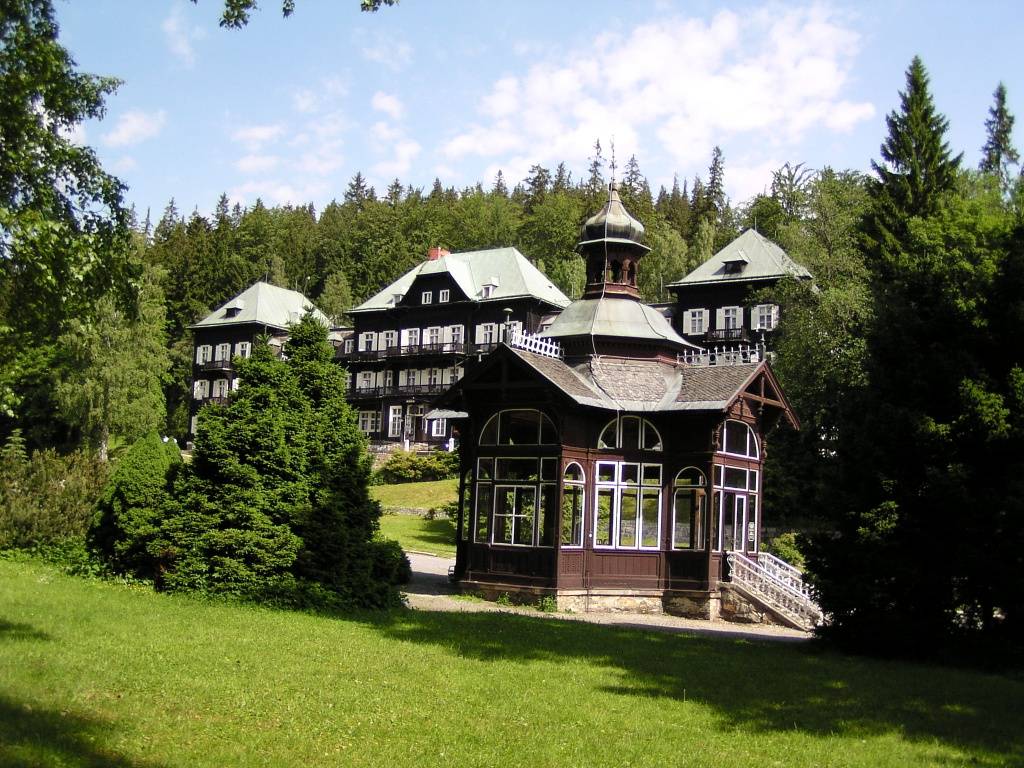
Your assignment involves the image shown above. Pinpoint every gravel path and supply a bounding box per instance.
[404,551,810,644]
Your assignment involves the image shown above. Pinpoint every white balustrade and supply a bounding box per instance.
[508,329,564,359]
[726,551,823,631]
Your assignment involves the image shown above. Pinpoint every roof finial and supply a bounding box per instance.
[609,136,617,186]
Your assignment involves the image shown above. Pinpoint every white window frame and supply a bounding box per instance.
[720,306,743,330]
[421,290,433,305]
[406,328,421,348]
[382,330,398,350]
[358,410,380,434]
[212,378,229,398]
[214,343,231,361]
[439,289,450,303]
[426,326,442,348]
[672,467,707,551]
[358,332,376,352]
[562,462,586,548]
[358,371,374,390]
[686,309,708,335]
[388,405,404,438]
[721,419,760,459]
[343,338,354,354]
[593,461,662,551]
[754,304,779,331]
[431,418,447,437]
[450,325,464,346]
[234,341,251,359]
[193,379,210,399]
[196,345,212,364]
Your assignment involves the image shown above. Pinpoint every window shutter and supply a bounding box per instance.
[195,346,203,364]
[735,307,744,328]
[701,309,710,331]
[443,367,453,385]
[715,308,725,330]
[398,369,407,386]
[474,324,485,344]
[771,305,780,328]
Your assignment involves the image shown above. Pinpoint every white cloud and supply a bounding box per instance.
[371,91,404,120]
[360,33,412,71]
[232,124,285,151]
[293,90,318,114]
[103,110,166,147]
[228,179,330,207]
[60,123,87,146]
[110,156,138,174]
[162,6,205,68]
[442,5,874,199]
[372,138,422,179]
[236,154,281,174]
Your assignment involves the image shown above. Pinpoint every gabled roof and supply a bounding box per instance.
[191,282,328,330]
[351,247,571,313]
[667,229,812,288]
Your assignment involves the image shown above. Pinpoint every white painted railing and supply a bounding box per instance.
[726,551,823,631]
[509,329,564,359]
[680,343,765,367]
[757,552,813,600]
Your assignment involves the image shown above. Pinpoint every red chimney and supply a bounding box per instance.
[427,246,450,261]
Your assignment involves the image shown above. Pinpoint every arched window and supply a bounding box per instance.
[598,416,662,451]
[721,420,759,458]
[479,409,557,446]
[672,467,706,550]
[561,463,585,547]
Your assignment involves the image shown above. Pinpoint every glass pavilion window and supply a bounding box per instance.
[561,463,585,548]
[474,410,558,547]
[672,467,706,550]
[594,461,661,550]
[597,416,663,451]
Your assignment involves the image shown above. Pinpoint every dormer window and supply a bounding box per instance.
[422,291,433,305]
[392,293,404,305]
[223,298,245,318]
[722,250,749,275]
[481,277,499,299]
[439,289,450,303]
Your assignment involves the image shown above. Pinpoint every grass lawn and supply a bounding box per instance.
[370,478,458,511]
[379,514,456,557]
[2,559,1023,768]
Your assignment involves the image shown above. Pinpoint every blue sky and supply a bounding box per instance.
[57,0,1023,221]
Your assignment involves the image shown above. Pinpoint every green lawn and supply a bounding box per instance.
[379,514,456,557]
[2,559,1023,768]
[370,478,458,510]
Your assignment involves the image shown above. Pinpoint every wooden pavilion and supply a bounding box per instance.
[431,183,803,621]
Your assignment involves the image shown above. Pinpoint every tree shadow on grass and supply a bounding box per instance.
[369,609,1024,764]
[0,618,51,641]
[0,694,166,768]
[410,519,456,550]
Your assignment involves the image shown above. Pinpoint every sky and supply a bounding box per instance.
[56,0,1024,221]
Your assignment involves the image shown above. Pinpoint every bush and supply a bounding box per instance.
[374,450,458,484]
[426,499,459,521]
[0,430,109,550]
[89,432,182,578]
[765,531,806,570]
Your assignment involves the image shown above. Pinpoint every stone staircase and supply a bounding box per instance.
[726,551,823,631]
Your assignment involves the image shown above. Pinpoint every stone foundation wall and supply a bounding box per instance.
[719,584,783,626]
[556,590,664,614]
[663,590,721,621]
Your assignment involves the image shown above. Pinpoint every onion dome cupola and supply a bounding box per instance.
[577,181,651,300]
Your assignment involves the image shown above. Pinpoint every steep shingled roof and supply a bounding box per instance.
[667,229,812,287]
[503,347,762,413]
[191,282,328,330]
[351,247,571,313]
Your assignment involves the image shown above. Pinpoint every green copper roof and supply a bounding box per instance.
[191,281,329,330]
[541,296,700,351]
[577,182,650,252]
[667,229,811,287]
[351,247,570,313]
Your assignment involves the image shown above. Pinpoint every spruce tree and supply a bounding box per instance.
[980,82,1020,192]
[869,57,961,227]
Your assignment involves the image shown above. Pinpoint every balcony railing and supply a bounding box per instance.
[349,381,451,399]
[703,328,750,342]
[200,358,233,371]
[338,341,499,361]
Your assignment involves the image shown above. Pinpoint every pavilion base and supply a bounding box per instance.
[458,580,742,622]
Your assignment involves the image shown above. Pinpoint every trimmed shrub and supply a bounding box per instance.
[89,432,181,578]
[375,450,458,484]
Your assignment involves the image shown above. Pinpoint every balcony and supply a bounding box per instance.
[348,381,451,399]
[200,358,233,372]
[703,328,750,343]
[338,341,499,362]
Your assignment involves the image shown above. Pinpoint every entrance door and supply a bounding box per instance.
[719,492,747,551]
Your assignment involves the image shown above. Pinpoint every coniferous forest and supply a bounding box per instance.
[2,1,1024,660]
